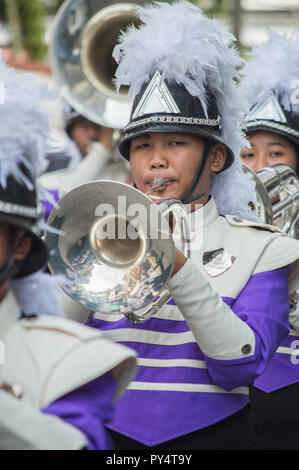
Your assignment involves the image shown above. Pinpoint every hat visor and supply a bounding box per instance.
[119,123,234,172]
[246,122,299,150]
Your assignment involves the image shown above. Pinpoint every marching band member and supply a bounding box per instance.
[39,102,131,202]
[0,55,136,450]
[86,1,299,450]
[240,31,299,177]
[240,31,299,449]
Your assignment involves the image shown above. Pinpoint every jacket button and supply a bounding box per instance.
[241,344,252,355]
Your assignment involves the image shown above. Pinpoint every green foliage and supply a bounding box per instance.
[4,0,47,61]
[18,0,47,61]
[187,0,233,17]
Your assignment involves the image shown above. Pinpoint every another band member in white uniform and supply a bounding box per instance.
[240,30,299,449]
[39,103,131,209]
[0,55,136,450]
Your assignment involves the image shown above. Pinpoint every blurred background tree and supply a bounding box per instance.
[189,0,232,17]
[0,0,298,65]
[190,0,242,47]
[2,0,47,61]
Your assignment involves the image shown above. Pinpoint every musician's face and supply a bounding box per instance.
[69,119,102,156]
[130,132,226,203]
[241,131,297,173]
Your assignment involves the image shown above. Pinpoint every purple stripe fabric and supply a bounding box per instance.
[279,333,298,348]
[254,348,299,392]
[86,267,290,445]
[108,390,248,446]
[118,342,206,361]
[42,372,116,450]
[203,267,290,391]
[41,189,59,221]
[137,365,212,384]
[95,316,191,334]
[254,328,299,392]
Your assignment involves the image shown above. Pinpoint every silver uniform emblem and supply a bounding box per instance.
[203,248,236,277]
[247,91,287,124]
[132,71,181,119]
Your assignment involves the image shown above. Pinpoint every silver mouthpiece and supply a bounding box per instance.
[151,177,166,193]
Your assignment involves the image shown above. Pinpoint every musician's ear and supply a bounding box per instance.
[210,143,227,173]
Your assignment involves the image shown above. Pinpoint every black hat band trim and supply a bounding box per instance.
[124,114,222,133]
[246,120,299,140]
[0,201,39,218]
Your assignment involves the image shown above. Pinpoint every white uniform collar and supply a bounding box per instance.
[0,290,20,340]
[189,196,219,232]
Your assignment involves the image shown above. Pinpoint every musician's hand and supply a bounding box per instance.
[172,247,187,276]
[99,126,114,151]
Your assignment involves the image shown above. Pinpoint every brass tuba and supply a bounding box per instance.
[50,0,146,129]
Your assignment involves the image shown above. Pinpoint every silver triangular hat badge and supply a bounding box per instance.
[247,92,287,123]
[132,71,181,119]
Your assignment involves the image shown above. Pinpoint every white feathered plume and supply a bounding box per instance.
[11,271,65,317]
[0,52,56,200]
[241,29,299,113]
[113,0,258,220]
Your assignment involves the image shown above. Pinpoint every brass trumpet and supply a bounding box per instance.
[45,180,191,324]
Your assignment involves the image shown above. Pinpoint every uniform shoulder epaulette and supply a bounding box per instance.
[19,314,101,340]
[18,314,136,408]
[225,215,282,234]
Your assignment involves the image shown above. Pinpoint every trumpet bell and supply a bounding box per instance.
[45,181,174,315]
[89,213,149,269]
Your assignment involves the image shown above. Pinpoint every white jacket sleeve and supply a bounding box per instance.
[166,259,256,360]
[39,142,110,196]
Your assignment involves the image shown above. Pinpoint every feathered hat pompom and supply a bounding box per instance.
[0,52,56,191]
[113,0,258,221]
[113,0,249,159]
[241,29,299,113]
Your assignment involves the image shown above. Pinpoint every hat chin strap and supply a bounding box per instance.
[180,141,212,204]
[0,233,29,287]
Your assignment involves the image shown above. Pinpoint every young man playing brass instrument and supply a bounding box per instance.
[86,1,299,450]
